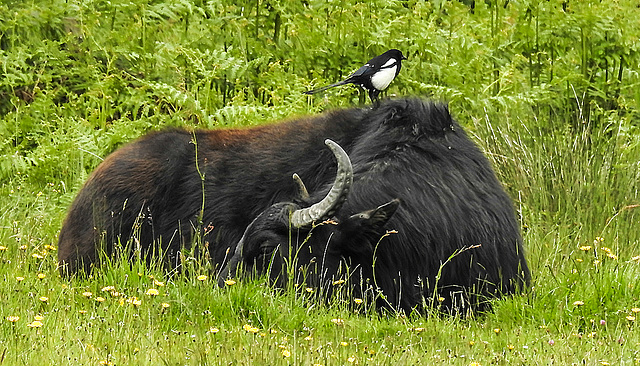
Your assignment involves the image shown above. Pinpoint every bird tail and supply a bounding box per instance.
[304,81,348,95]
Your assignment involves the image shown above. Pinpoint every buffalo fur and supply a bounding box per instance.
[58,98,530,313]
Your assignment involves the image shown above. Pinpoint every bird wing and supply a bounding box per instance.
[345,63,377,80]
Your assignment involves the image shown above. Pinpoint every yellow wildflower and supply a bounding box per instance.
[197,275,208,281]
[145,288,159,296]
[37,273,46,279]
[27,320,43,328]
[224,279,236,286]
[573,300,584,306]
[6,316,19,322]
[243,324,259,333]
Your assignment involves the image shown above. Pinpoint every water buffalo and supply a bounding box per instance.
[58,98,530,313]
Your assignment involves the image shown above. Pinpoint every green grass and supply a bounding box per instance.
[2,0,640,364]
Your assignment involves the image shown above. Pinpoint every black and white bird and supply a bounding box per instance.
[304,49,407,104]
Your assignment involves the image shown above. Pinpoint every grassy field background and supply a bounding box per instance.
[1,0,640,364]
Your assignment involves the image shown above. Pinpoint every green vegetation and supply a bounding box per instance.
[1,0,640,364]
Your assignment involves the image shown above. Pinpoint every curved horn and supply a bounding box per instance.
[290,139,353,228]
[292,173,310,200]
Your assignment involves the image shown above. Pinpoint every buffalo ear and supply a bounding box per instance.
[367,199,400,227]
[349,198,400,230]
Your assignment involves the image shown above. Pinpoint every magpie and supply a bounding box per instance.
[304,49,407,104]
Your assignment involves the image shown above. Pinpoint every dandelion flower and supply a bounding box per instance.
[243,324,259,333]
[153,279,165,287]
[354,298,363,304]
[340,341,349,346]
[82,291,93,298]
[332,279,345,285]
[161,302,170,309]
[39,296,48,302]
[0,245,7,251]
[438,296,445,302]
[493,328,501,334]
[197,275,208,281]
[6,316,19,322]
[145,288,159,296]
[631,255,640,263]
[305,287,314,293]
[606,253,618,260]
[31,253,44,259]
[347,355,356,363]
[37,273,46,279]
[631,308,640,314]
[579,245,592,251]
[573,300,584,306]
[223,279,236,286]
[16,276,24,282]
[331,318,344,326]
[507,344,515,350]
[27,320,43,328]
[99,360,113,366]
[19,245,27,250]
[281,349,291,358]
[414,327,425,333]
[79,310,87,314]
[101,286,115,292]
[96,297,106,303]
[209,327,219,334]
[469,363,482,366]
[34,315,44,321]
[626,316,636,321]
[304,335,313,341]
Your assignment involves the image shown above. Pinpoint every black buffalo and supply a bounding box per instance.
[58,98,530,312]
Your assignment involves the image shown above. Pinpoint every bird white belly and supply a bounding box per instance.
[371,65,397,90]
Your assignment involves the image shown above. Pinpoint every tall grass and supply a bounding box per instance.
[1,0,640,364]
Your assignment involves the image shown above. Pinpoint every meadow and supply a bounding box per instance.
[1,0,640,364]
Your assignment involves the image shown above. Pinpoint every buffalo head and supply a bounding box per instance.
[218,139,400,300]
